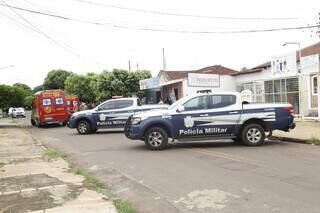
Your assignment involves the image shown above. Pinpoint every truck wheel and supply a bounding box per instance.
[31,119,36,126]
[241,123,265,146]
[144,127,168,150]
[35,119,42,128]
[77,120,91,135]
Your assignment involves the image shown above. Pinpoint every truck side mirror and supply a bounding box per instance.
[176,105,185,112]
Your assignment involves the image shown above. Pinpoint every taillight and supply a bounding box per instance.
[283,106,294,115]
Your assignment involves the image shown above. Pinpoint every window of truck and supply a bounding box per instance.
[66,101,71,105]
[55,97,64,105]
[117,100,133,109]
[210,95,236,108]
[42,98,51,106]
[183,96,209,111]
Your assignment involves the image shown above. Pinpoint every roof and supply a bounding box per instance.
[233,42,320,76]
[160,65,238,80]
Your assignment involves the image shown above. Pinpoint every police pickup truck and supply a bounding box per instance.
[124,92,296,150]
[67,98,168,134]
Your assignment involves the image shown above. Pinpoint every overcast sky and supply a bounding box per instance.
[0,0,319,87]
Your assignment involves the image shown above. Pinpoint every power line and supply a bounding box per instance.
[0,3,319,34]
[0,1,106,66]
[74,0,298,21]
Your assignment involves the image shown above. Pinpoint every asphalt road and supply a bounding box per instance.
[16,114,320,213]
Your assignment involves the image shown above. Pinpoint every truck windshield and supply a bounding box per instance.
[42,98,51,106]
[168,96,191,110]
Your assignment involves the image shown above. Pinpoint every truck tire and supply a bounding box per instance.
[240,123,265,146]
[144,127,168,150]
[31,119,36,126]
[35,119,42,128]
[77,120,92,135]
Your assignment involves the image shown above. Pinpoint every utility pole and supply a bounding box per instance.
[162,48,166,71]
[128,60,131,72]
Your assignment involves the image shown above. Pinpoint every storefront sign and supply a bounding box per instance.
[301,54,319,70]
[188,73,220,87]
[271,52,297,76]
[139,77,160,90]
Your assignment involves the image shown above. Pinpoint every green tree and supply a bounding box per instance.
[0,84,27,116]
[23,96,33,109]
[95,69,152,101]
[10,86,25,107]
[0,84,13,116]
[32,85,44,94]
[13,83,32,97]
[127,70,151,97]
[64,73,96,103]
[43,69,72,90]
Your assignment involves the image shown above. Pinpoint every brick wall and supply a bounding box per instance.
[162,82,183,101]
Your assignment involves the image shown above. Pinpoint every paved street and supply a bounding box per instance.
[15,113,320,213]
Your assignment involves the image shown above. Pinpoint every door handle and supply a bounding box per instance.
[229,111,238,114]
[200,114,208,117]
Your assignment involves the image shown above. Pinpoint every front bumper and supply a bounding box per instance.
[289,122,296,130]
[124,117,143,140]
[67,117,76,128]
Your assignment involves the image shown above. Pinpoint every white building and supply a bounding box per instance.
[234,42,320,117]
[140,42,320,116]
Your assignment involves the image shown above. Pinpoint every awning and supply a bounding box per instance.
[159,79,184,87]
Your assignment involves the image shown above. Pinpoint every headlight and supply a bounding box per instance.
[131,117,141,125]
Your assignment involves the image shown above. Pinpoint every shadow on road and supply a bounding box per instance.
[130,139,288,151]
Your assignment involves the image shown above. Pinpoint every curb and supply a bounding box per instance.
[269,136,308,144]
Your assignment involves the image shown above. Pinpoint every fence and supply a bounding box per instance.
[237,77,301,115]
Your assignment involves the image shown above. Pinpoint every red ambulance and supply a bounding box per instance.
[31,90,68,127]
[66,95,80,114]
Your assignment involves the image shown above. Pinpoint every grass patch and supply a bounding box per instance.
[114,200,135,213]
[43,149,66,158]
[43,148,136,213]
[307,137,320,145]
[72,166,105,190]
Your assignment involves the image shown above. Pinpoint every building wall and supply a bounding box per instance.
[234,58,320,116]
[162,82,183,101]
[183,75,236,96]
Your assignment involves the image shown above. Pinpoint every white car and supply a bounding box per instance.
[12,107,26,118]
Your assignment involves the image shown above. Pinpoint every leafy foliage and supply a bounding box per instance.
[64,73,97,103]
[94,69,151,101]
[0,83,33,114]
[32,85,44,94]
[43,69,72,90]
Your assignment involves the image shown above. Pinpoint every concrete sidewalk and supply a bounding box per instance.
[0,123,117,212]
[273,121,320,141]
[0,118,17,127]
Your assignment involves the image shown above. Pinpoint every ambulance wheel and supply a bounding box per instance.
[241,123,265,146]
[35,119,42,128]
[144,127,168,150]
[31,119,36,126]
[77,120,91,135]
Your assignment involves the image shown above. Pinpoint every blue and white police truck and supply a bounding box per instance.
[67,98,168,134]
[124,92,296,150]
